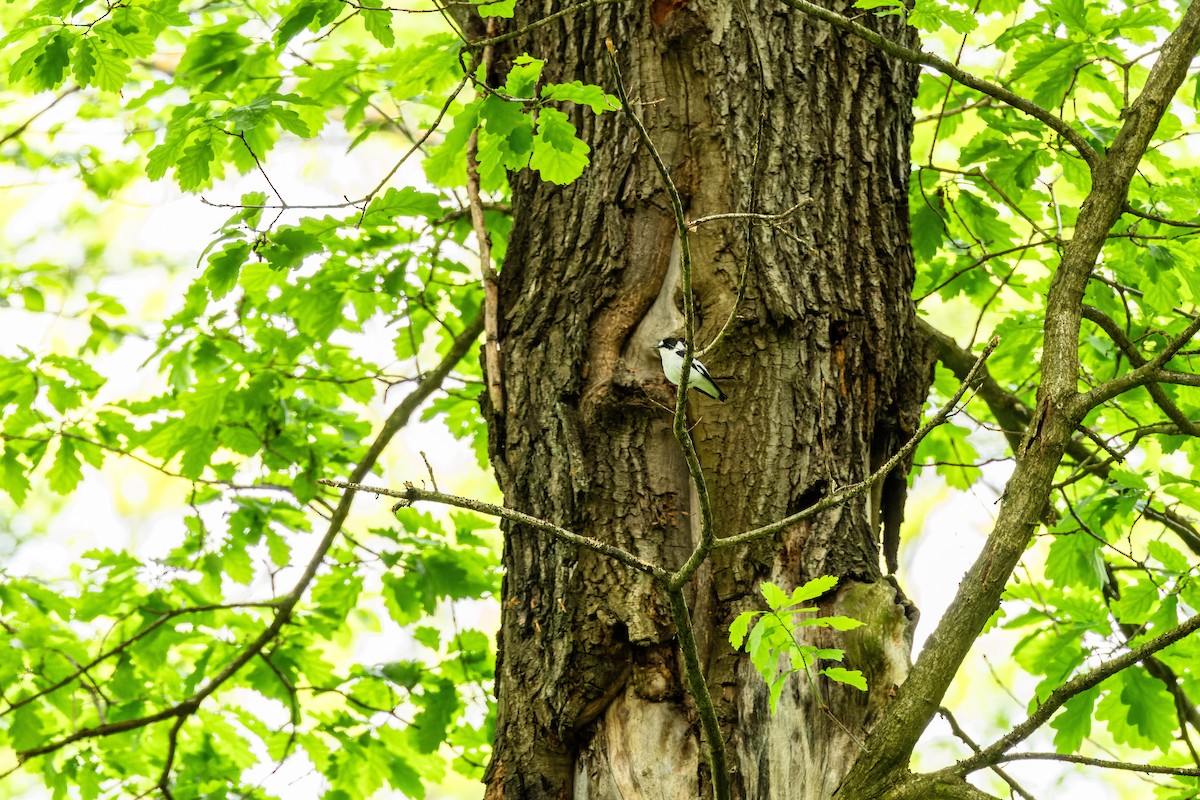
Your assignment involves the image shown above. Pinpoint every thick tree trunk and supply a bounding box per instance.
[482,2,931,797]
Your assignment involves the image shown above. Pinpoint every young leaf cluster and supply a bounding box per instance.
[729,576,867,713]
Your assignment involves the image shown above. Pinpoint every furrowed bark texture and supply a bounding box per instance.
[481,2,928,797]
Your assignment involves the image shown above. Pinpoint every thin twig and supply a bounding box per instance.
[319,479,669,580]
[462,0,625,49]
[0,86,81,147]
[604,41,716,590]
[466,18,505,417]
[686,201,808,231]
[995,752,1200,777]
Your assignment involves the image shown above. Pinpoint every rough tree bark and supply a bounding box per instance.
[480,2,931,797]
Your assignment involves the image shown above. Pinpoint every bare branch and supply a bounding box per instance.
[319,479,669,581]
[996,752,1200,777]
[466,18,505,419]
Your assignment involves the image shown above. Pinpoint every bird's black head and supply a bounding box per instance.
[656,337,684,352]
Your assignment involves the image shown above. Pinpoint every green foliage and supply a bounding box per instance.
[898,0,1200,791]
[730,577,867,713]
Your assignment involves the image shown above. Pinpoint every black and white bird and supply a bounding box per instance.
[654,337,727,402]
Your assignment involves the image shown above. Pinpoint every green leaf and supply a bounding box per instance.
[8,705,45,751]
[1097,668,1176,751]
[908,0,978,34]
[176,133,217,191]
[21,286,46,312]
[360,8,395,47]
[1147,540,1189,574]
[424,102,480,187]
[497,55,541,98]
[146,119,196,182]
[910,190,946,264]
[1008,38,1087,108]
[760,581,789,610]
[261,226,324,271]
[480,95,535,173]
[74,37,130,91]
[529,108,590,185]
[276,0,342,46]
[789,575,839,605]
[820,667,867,691]
[1112,576,1160,624]
[729,612,756,649]
[17,29,75,91]
[206,242,251,299]
[1051,686,1099,753]
[413,678,459,753]
[811,616,863,632]
[0,449,32,505]
[47,438,85,494]
[477,0,516,18]
[364,187,443,223]
[1045,532,1107,590]
[541,81,620,113]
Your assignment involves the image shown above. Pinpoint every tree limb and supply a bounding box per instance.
[938,708,1036,800]
[1073,312,1200,415]
[465,19,506,421]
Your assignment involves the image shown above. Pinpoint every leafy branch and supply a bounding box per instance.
[948,611,1200,778]
[5,314,484,780]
